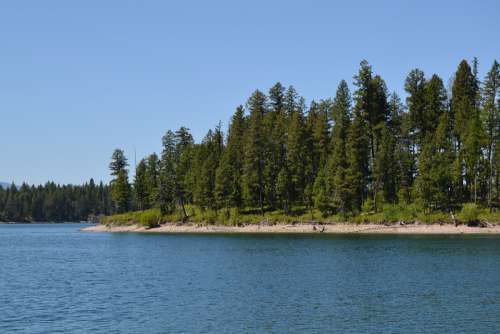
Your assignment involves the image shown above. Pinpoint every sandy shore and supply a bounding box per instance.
[81,223,500,234]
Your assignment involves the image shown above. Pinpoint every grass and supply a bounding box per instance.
[101,203,500,226]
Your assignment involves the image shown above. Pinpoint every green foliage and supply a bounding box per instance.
[458,203,480,223]
[11,58,500,226]
[313,167,330,217]
[139,209,161,228]
[0,180,111,222]
[109,149,131,213]
[329,80,352,214]
[134,159,149,210]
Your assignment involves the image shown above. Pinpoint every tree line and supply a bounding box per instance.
[107,58,497,218]
[0,180,112,222]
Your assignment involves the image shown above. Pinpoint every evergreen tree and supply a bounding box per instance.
[109,149,131,213]
[451,60,483,202]
[215,106,246,210]
[353,60,389,210]
[415,113,455,210]
[405,69,427,144]
[243,90,267,214]
[482,60,500,206]
[286,107,307,209]
[174,127,194,217]
[373,125,398,204]
[158,131,177,215]
[134,159,149,210]
[306,100,330,175]
[345,108,370,212]
[145,153,160,207]
[328,80,352,213]
[263,83,286,209]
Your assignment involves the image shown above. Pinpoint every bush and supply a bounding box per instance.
[362,198,374,213]
[382,204,400,223]
[458,203,480,223]
[139,210,161,228]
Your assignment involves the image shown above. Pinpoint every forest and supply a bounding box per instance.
[106,59,500,226]
[3,58,500,224]
[0,180,112,222]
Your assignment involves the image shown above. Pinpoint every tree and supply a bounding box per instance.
[373,124,398,204]
[109,149,131,213]
[405,69,427,144]
[145,153,160,207]
[451,60,483,202]
[134,159,149,210]
[313,167,330,216]
[306,100,330,175]
[174,127,194,217]
[195,125,224,211]
[158,131,177,215]
[415,113,455,210]
[328,80,352,213]
[243,90,267,214]
[215,106,246,210]
[263,82,287,209]
[481,60,500,207]
[353,60,389,210]
[388,93,414,204]
[345,108,370,212]
[286,107,307,208]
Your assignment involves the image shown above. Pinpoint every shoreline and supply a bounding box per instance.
[81,222,500,234]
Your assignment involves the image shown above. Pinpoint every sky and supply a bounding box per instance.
[1,0,499,185]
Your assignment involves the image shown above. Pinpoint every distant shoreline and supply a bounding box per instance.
[81,223,500,235]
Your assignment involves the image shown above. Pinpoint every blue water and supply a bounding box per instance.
[1,224,499,333]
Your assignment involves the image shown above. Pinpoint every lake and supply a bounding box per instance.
[1,224,499,333]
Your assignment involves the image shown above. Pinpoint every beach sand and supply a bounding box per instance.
[82,222,500,234]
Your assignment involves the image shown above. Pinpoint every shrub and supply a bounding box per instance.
[139,210,161,228]
[458,203,480,223]
[382,204,400,223]
[362,198,374,213]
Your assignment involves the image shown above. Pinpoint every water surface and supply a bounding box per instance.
[1,224,499,333]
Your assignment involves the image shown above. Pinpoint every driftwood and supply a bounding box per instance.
[468,220,493,228]
[313,225,326,232]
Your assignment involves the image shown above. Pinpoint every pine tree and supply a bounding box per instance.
[373,124,398,204]
[109,149,131,213]
[276,167,292,214]
[158,131,177,215]
[313,166,330,216]
[405,69,427,144]
[263,82,286,209]
[389,93,414,204]
[306,100,330,174]
[215,106,246,210]
[451,60,483,202]
[345,108,370,212]
[482,60,500,206]
[328,80,352,213]
[174,127,194,217]
[134,159,149,210]
[415,113,454,210]
[304,99,330,213]
[145,153,159,207]
[286,107,307,208]
[243,90,267,214]
[353,60,389,210]
[423,74,448,138]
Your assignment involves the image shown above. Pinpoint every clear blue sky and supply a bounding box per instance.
[1,0,499,185]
